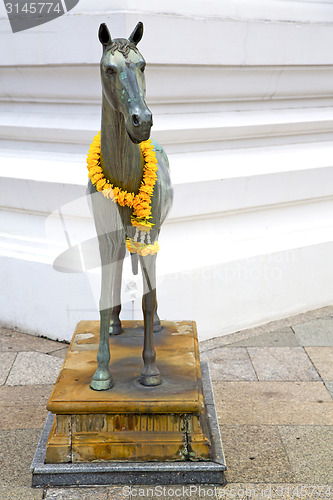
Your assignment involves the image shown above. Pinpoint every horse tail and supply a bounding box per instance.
[130,252,138,275]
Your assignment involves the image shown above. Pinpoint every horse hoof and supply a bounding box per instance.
[153,323,163,333]
[90,377,114,391]
[90,369,114,391]
[109,323,122,336]
[139,373,162,387]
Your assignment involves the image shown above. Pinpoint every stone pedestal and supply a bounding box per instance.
[45,320,213,464]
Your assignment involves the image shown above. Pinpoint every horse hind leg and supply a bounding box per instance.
[132,251,161,332]
[139,253,161,387]
[109,242,126,335]
[153,305,163,332]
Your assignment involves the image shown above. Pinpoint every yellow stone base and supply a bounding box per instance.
[46,320,212,463]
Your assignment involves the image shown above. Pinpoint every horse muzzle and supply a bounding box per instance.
[126,108,152,143]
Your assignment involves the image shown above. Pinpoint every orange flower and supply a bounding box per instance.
[117,190,126,206]
[112,187,120,201]
[89,172,104,182]
[96,178,107,190]
[88,153,100,161]
[140,184,153,194]
[89,166,103,175]
[144,156,158,164]
[139,247,150,256]
[125,192,135,206]
[102,183,113,198]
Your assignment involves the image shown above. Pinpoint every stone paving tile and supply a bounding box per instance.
[0,487,43,499]
[247,347,320,381]
[199,323,294,353]
[0,428,42,487]
[0,327,64,353]
[227,328,300,347]
[215,392,333,426]
[219,425,295,483]
[49,347,69,360]
[213,381,333,426]
[199,306,333,352]
[201,348,257,381]
[5,351,63,386]
[292,317,333,346]
[0,384,53,407]
[278,425,333,484]
[325,381,333,398]
[305,347,333,380]
[212,381,332,403]
[0,352,16,385]
[200,327,283,353]
[0,405,48,430]
[288,306,333,324]
[44,486,127,499]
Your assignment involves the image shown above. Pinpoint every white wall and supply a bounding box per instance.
[0,1,333,341]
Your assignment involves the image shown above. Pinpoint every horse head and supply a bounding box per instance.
[98,22,152,144]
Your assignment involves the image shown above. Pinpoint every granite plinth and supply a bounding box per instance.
[44,321,218,464]
[31,362,226,487]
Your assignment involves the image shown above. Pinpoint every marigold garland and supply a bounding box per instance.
[87,131,158,230]
[126,238,160,256]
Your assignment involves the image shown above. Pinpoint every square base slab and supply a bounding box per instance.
[45,321,214,463]
[47,320,205,415]
[31,363,226,487]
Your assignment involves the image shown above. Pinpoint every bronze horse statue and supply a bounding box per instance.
[88,22,173,390]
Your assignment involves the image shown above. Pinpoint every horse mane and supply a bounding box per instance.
[109,39,138,59]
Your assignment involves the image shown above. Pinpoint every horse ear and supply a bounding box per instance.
[128,22,144,46]
[99,23,112,47]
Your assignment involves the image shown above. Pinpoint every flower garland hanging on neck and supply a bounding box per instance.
[87,131,158,230]
[86,131,160,255]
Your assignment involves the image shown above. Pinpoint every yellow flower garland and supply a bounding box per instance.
[87,131,158,229]
[87,131,159,256]
[126,238,160,256]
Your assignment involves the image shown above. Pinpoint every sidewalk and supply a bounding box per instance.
[0,306,332,499]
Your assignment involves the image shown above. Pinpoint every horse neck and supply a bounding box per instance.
[100,94,143,193]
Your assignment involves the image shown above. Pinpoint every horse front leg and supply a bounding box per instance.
[139,253,161,387]
[90,234,114,391]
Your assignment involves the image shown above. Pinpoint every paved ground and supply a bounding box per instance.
[0,306,332,499]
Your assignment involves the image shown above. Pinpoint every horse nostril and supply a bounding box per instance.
[132,114,140,126]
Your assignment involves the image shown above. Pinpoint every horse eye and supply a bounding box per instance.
[140,63,146,73]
